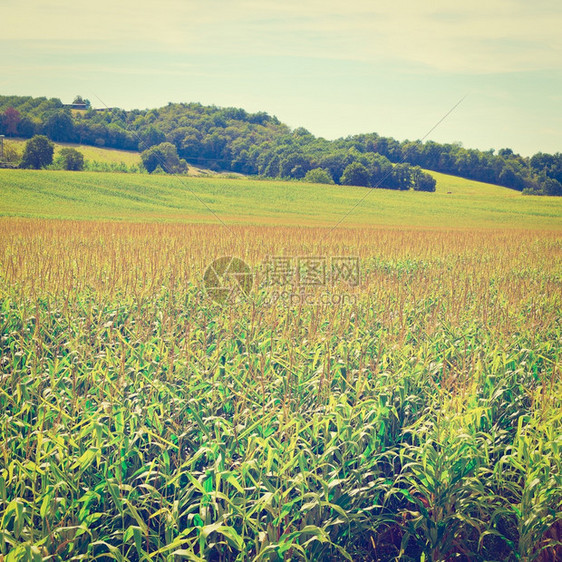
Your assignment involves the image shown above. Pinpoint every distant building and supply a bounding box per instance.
[64,97,91,111]
[62,103,115,112]
[63,102,88,110]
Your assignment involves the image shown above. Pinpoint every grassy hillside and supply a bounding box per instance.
[2,138,234,176]
[1,168,561,228]
[4,137,141,166]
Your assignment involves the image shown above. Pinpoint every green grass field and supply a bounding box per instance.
[1,168,561,228]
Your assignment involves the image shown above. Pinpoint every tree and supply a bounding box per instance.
[139,126,166,151]
[340,162,370,187]
[543,177,562,196]
[2,107,21,136]
[279,152,312,179]
[412,168,437,192]
[43,111,75,142]
[402,140,423,164]
[17,117,36,138]
[20,135,54,169]
[262,154,281,177]
[141,142,188,174]
[531,152,562,184]
[57,148,84,171]
[498,163,525,190]
[303,168,334,184]
[388,163,413,190]
[318,151,354,184]
[363,153,392,187]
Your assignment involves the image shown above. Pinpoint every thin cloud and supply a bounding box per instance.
[2,0,561,73]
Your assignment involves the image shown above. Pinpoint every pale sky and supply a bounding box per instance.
[2,0,561,155]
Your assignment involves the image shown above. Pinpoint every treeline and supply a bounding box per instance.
[1,95,560,194]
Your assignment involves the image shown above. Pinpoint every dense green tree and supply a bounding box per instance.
[43,111,75,142]
[412,167,437,192]
[539,176,562,196]
[141,142,188,174]
[318,151,354,184]
[498,163,526,190]
[531,153,555,173]
[20,135,54,169]
[303,168,334,184]
[279,153,311,179]
[57,147,84,171]
[362,153,393,187]
[263,154,281,178]
[17,117,36,138]
[388,163,412,190]
[531,152,562,185]
[340,162,370,187]
[371,136,402,161]
[1,107,21,136]
[402,140,423,164]
[139,126,166,151]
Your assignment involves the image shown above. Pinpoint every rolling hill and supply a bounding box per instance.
[1,167,560,229]
[2,94,561,195]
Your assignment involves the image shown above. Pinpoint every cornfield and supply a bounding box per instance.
[0,218,561,561]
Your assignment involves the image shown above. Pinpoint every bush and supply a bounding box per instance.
[56,148,84,171]
[83,161,144,173]
[1,141,22,165]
